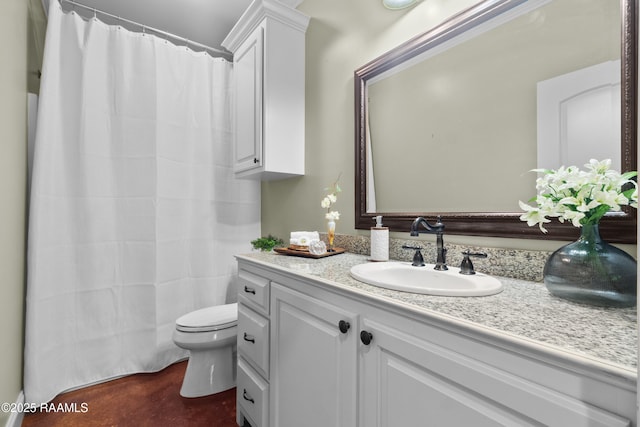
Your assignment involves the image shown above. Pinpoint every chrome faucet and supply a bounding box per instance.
[409,216,447,270]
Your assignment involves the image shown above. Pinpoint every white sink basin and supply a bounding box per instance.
[350,262,503,297]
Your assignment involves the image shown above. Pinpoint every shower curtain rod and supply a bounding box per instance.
[58,0,231,58]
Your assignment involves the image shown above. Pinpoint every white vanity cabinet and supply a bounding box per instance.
[236,256,635,427]
[222,0,309,180]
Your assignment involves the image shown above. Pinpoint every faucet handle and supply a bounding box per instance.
[402,245,425,267]
[459,250,488,275]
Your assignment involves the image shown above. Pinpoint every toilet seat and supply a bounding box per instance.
[176,303,238,333]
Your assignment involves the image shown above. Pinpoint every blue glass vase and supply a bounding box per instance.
[543,223,637,308]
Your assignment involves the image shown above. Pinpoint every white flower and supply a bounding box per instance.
[326,211,340,221]
[562,210,586,228]
[321,174,342,221]
[586,158,611,174]
[519,201,551,233]
[519,159,638,231]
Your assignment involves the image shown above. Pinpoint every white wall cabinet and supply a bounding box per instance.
[222,0,309,180]
[236,258,634,427]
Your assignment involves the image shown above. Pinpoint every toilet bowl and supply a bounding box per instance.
[172,303,238,398]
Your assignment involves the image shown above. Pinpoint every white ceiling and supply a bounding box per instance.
[42,0,301,55]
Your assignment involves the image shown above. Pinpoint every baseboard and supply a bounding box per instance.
[4,391,24,427]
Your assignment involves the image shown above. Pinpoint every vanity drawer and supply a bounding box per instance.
[238,357,269,427]
[238,303,269,379]
[238,269,270,313]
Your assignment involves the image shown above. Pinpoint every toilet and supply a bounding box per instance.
[172,303,238,398]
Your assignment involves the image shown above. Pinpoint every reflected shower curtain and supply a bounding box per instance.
[24,1,260,404]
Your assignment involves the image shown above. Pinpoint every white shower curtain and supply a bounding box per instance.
[24,1,260,404]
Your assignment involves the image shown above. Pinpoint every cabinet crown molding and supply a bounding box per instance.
[222,0,310,53]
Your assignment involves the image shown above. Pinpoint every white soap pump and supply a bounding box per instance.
[370,215,389,261]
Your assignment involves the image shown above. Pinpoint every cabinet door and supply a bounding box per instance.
[233,25,263,174]
[360,319,630,427]
[270,283,358,427]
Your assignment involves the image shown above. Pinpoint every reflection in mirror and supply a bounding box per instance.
[537,60,621,172]
[368,0,619,213]
[355,0,636,242]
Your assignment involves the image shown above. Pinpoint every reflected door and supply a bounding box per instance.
[537,60,621,170]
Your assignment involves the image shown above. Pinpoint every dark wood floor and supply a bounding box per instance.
[21,361,237,427]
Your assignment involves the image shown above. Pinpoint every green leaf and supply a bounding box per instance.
[622,187,636,199]
[622,171,637,180]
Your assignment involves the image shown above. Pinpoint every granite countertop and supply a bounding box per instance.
[238,251,638,373]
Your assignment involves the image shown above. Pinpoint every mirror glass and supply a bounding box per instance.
[355,0,636,242]
[368,0,619,213]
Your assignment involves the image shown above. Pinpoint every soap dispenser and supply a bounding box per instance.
[370,215,389,261]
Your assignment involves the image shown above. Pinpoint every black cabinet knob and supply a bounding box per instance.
[360,330,373,345]
[338,320,350,334]
[253,157,259,163]
[243,333,255,343]
[244,286,256,295]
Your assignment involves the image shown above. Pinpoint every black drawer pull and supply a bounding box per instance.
[243,389,255,404]
[338,320,350,334]
[243,333,255,343]
[244,286,256,295]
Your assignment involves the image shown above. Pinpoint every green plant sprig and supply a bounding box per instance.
[251,235,285,252]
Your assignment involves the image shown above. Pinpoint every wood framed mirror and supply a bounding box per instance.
[355,0,637,243]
